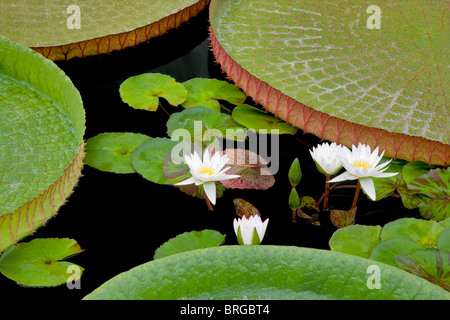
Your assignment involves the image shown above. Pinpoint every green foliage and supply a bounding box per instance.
[120,73,188,111]
[181,78,246,111]
[329,217,450,291]
[374,161,449,221]
[84,245,450,300]
[131,138,179,185]
[231,104,297,134]
[0,35,85,252]
[0,238,83,287]
[166,106,246,147]
[84,132,151,174]
[154,230,226,260]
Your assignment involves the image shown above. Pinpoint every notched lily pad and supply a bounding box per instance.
[181,78,246,111]
[154,230,225,260]
[0,238,84,287]
[232,104,298,134]
[119,73,188,111]
[84,132,151,174]
[330,207,357,228]
[131,137,179,185]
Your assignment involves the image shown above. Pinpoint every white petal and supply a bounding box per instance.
[359,177,376,201]
[373,171,398,178]
[328,171,357,183]
[203,182,217,205]
[174,177,197,186]
[233,218,239,235]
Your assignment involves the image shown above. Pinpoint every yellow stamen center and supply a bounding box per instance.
[198,167,215,176]
[353,160,370,169]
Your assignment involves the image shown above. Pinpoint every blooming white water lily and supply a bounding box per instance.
[328,143,398,201]
[233,214,269,245]
[175,149,240,205]
[309,142,346,175]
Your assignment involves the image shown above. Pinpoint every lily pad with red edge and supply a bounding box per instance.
[0,0,211,61]
[218,148,275,190]
[0,238,84,287]
[84,132,151,174]
[232,104,298,135]
[0,35,85,253]
[119,73,188,111]
[181,78,246,111]
[210,0,450,166]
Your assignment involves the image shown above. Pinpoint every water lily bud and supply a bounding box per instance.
[288,158,302,187]
[233,214,269,245]
[288,188,300,210]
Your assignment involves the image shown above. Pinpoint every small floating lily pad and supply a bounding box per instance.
[232,104,297,134]
[84,132,151,174]
[0,238,84,287]
[181,78,246,111]
[119,73,188,111]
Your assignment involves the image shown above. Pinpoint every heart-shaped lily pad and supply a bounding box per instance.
[181,78,246,111]
[0,238,84,287]
[120,73,188,111]
[210,0,450,166]
[84,132,151,174]
[0,0,210,60]
[0,35,85,253]
[232,104,297,134]
[84,245,450,299]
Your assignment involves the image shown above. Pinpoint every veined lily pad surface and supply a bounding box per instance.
[0,35,85,252]
[210,0,449,166]
[0,0,210,60]
[83,246,450,300]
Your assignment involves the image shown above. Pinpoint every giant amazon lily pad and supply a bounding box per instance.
[0,0,210,61]
[0,35,85,253]
[210,0,450,166]
[83,246,450,300]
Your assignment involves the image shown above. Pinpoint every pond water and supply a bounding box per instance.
[1,9,419,300]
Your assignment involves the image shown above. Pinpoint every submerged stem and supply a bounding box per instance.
[205,195,214,211]
[351,180,361,210]
[323,174,330,211]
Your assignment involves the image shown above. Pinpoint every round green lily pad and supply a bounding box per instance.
[232,104,298,134]
[181,78,246,111]
[84,132,151,174]
[119,73,188,111]
[0,238,84,287]
[84,245,450,300]
[0,35,85,252]
[210,0,450,166]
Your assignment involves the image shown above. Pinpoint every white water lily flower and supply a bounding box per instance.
[233,215,269,245]
[175,149,240,205]
[328,143,398,201]
[309,142,346,175]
